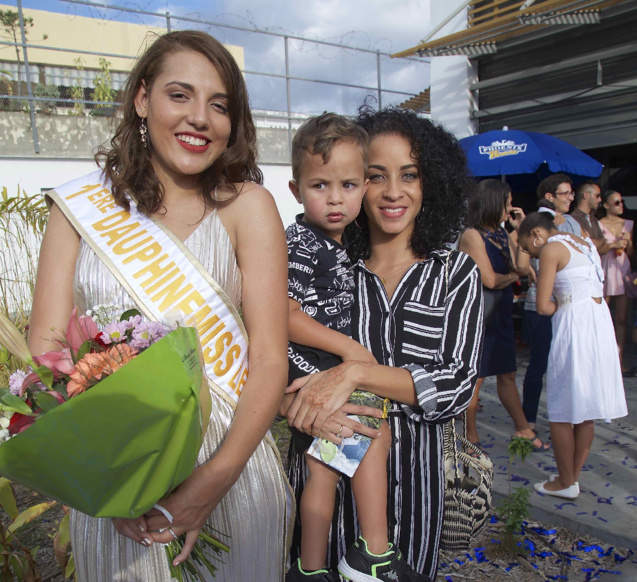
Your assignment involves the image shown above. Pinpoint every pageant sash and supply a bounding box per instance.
[48,170,248,408]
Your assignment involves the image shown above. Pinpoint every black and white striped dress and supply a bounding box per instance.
[288,249,483,579]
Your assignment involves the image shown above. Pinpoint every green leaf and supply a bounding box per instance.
[34,364,53,389]
[65,553,76,579]
[120,309,141,322]
[54,512,71,570]
[33,392,61,412]
[8,500,56,533]
[77,339,92,361]
[0,345,9,364]
[0,477,18,520]
[9,555,26,580]
[507,435,535,463]
[0,393,33,415]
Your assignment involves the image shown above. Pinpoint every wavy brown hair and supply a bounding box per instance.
[465,179,511,231]
[95,30,262,215]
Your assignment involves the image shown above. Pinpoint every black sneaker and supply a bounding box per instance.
[338,537,432,582]
[286,559,341,582]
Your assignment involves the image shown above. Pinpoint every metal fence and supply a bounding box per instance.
[0,0,429,160]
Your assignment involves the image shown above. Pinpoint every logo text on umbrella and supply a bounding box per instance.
[479,140,528,160]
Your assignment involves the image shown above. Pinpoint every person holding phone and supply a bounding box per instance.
[458,179,542,452]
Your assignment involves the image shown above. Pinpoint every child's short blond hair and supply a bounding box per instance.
[291,112,368,183]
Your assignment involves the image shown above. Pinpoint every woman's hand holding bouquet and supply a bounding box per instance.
[0,308,229,580]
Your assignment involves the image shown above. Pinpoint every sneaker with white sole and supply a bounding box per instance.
[337,537,431,582]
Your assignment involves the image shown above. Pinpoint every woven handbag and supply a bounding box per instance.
[439,415,494,552]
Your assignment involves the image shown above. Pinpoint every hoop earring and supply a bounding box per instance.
[139,117,148,148]
[533,236,545,248]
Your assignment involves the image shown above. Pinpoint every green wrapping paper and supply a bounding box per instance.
[0,326,210,518]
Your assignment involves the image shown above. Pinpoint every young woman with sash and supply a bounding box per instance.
[28,31,292,581]
[283,107,483,580]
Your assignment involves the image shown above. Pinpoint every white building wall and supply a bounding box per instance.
[0,159,299,229]
[428,0,477,139]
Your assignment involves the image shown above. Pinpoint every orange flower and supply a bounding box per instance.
[67,344,138,397]
[102,343,138,374]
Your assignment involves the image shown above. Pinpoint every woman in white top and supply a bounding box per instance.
[517,211,627,500]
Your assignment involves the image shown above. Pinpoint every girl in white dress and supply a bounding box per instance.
[518,210,628,500]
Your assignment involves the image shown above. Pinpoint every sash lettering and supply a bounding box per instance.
[48,171,248,407]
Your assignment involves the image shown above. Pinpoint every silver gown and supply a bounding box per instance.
[71,210,291,581]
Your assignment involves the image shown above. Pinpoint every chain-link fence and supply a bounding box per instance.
[0,0,429,163]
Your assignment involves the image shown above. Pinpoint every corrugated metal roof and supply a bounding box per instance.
[393,0,631,59]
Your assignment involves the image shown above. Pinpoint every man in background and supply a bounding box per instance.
[571,181,610,255]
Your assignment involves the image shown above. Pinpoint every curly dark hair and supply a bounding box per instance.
[465,179,511,231]
[345,106,474,260]
[95,30,262,215]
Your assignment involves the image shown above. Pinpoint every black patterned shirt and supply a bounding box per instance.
[286,215,353,381]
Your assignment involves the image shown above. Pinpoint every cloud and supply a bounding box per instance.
[175,0,432,114]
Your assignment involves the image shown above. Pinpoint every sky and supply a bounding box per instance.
[15,0,432,116]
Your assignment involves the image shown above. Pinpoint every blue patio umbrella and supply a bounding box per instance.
[459,129,603,180]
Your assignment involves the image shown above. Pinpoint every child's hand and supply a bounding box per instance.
[341,340,377,364]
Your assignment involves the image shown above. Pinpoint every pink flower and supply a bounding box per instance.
[100,321,131,344]
[124,315,142,329]
[130,322,171,350]
[66,307,99,353]
[9,370,28,395]
[33,348,75,376]
[19,372,47,396]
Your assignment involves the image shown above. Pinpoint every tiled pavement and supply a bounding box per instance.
[471,347,637,552]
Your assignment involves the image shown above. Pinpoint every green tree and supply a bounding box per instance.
[68,56,86,116]
[0,10,34,98]
[91,58,115,113]
[497,436,535,550]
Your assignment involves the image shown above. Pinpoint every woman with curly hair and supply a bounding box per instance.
[29,31,291,580]
[284,106,483,579]
[458,180,548,451]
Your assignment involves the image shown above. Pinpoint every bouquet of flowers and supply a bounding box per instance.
[0,308,228,581]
